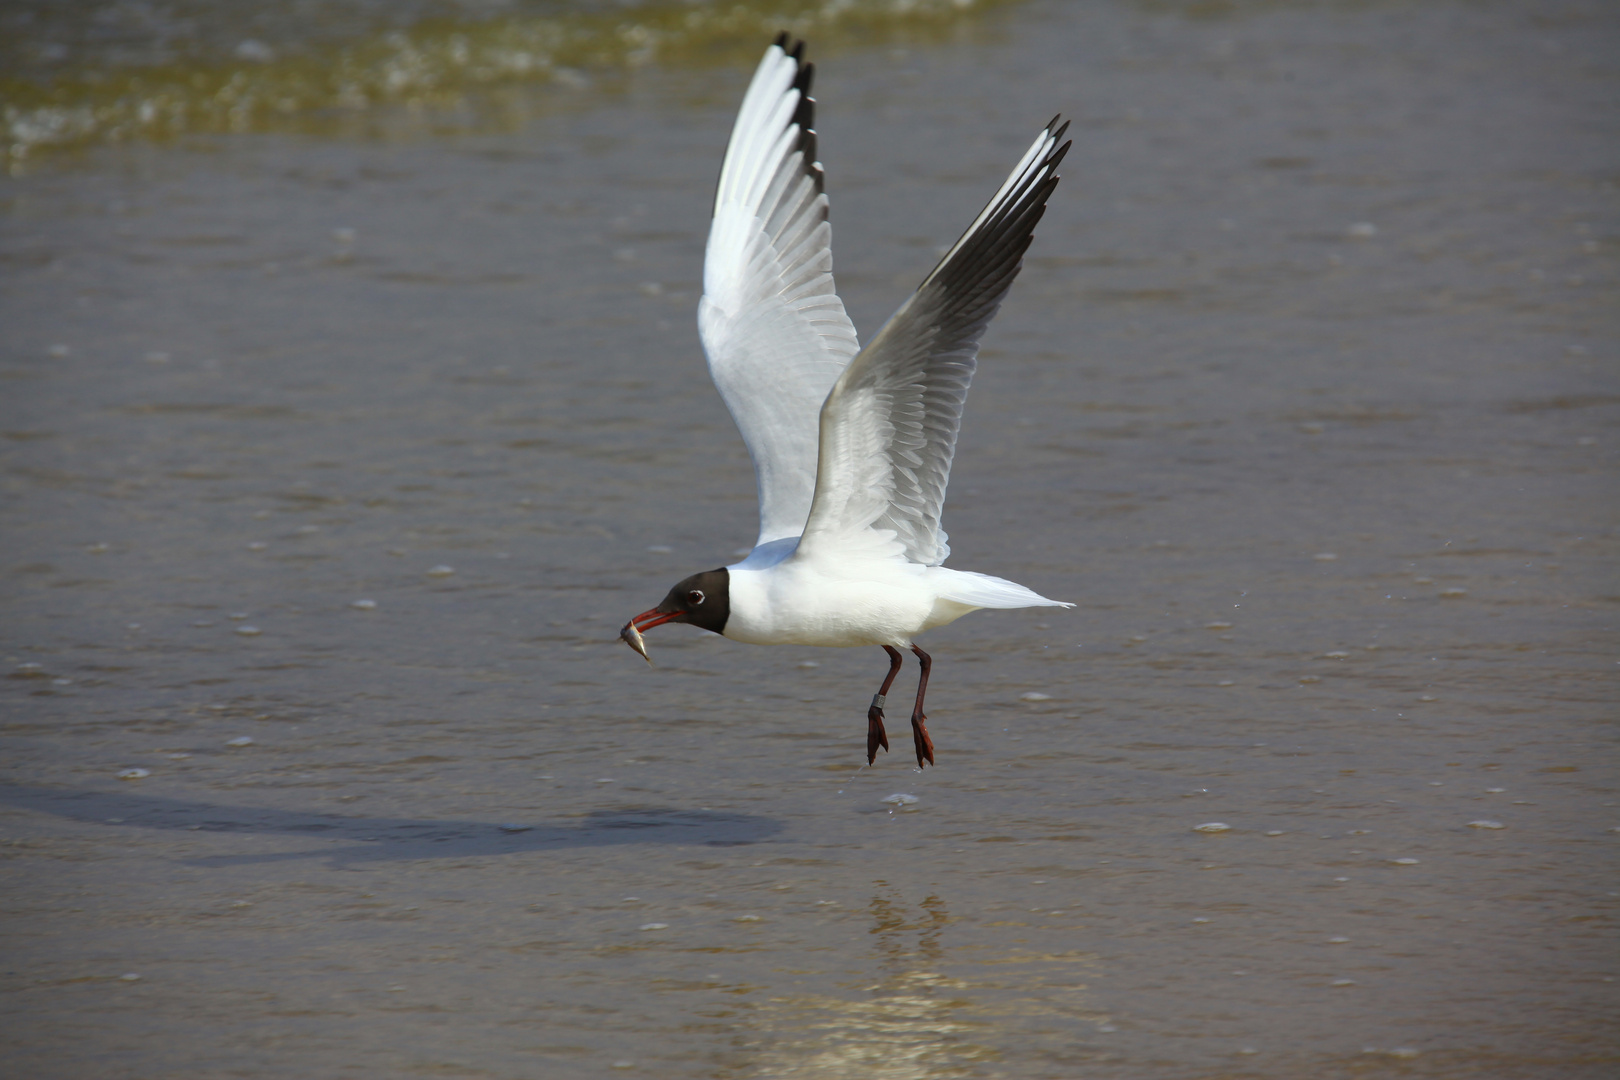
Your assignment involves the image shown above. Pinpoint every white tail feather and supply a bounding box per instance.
[933,567,1072,610]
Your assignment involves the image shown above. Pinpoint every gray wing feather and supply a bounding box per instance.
[799,119,1070,566]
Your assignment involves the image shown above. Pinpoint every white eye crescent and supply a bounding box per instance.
[688,590,705,605]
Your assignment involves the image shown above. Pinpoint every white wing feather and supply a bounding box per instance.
[698,37,860,549]
[797,120,1071,567]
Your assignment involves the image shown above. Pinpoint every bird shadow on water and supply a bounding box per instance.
[0,785,783,867]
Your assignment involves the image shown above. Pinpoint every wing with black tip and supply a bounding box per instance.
[797,119,1071,567]
[698,36,860,550]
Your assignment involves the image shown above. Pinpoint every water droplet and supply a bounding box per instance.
[225,736,254,747]
[1193,822,1231,833]
[881,793,919,806]
[117,768,150,780]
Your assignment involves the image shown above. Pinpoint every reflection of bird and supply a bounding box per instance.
[621,35,1071,768]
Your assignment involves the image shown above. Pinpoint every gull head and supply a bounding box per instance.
[620,568,730,662]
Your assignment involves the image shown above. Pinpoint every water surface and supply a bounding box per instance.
[2,1,1617,1076]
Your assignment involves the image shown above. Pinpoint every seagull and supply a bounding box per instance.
[620,34,1072,768]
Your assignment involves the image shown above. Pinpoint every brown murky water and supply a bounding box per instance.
[3,1,1617,1076]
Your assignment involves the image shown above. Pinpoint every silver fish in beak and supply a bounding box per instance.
[619,618,652,664]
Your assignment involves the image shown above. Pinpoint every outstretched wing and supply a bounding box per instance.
[698,35,860,549]
[797,119,1070,567]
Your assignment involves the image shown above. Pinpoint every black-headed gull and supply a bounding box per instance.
[621,35,1071,768]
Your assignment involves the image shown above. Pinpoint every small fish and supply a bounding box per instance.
[619,619,652,664]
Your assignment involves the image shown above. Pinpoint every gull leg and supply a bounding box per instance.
[867,646,904,764]
[909,645,936,768]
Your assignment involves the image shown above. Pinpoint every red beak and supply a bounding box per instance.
[629,608,682,633]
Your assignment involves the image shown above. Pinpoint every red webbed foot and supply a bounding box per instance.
[910,712,935,768]
[866,701,891,764]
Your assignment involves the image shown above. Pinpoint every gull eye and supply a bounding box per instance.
[687,589,705,606]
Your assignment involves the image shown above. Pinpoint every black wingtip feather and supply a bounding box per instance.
[913,122,1068,334]
[787,45,820,195]
[791,78,815,133]
[775,33,806,64]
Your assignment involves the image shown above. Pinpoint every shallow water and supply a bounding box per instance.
[2,0,1617,1076]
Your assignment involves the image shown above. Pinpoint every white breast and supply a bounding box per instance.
[723,557,976,648]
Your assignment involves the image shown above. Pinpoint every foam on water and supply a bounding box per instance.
[0,0,1010,170]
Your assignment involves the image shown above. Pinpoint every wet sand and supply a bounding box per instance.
[2,1,1617,1076]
